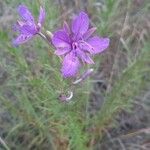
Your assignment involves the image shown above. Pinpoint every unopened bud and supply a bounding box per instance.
[46,31,53,39]
[59,91,73,102]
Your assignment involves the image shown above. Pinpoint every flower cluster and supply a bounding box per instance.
[13,5,109,78]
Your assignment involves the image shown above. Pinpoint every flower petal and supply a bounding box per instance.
[12,34,33,46]
[13,22,37,35]
[79,40,95,54]
[87,36,110,54]
[38,6,45,26]
[52,30,71,49]
[81,54,94,64]
[13,21,25,32]
[55,47,70,56]
[83,27,97,40]
[20,24,37,34]
[72,12,89,38]
[76,49,94,64]
[61,52,80,78]
[18,5,34,22]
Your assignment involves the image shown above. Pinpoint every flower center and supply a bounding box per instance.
[72,42,78,50]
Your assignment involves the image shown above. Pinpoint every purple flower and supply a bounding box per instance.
[13,5,45,46]
[52,12,110,78]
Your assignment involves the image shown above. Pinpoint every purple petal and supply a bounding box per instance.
[79,40,95,54]
[52,30,71,49]
[87,36,110,54]
[77,49,94,64]
[20,24,37,34]
[38,6,45,26]
[18,5,34,22]
[61,52,80,78]
[83,27,97,40]
[14,22,37,35]
[55,47,70,56]
[82,54,94,64]
[72,12,89,38]
[13,34,33,46]
[13,21,25,32]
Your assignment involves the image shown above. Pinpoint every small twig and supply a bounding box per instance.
[0,137,10,150]
[97,127,150,148]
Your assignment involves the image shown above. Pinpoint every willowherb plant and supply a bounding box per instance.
[12,4,110,101]
[4,1,148,149]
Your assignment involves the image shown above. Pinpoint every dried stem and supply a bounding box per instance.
[106,1,130,93]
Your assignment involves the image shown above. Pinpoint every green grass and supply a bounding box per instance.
[92,42,150,130]
[0,0,150,149]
